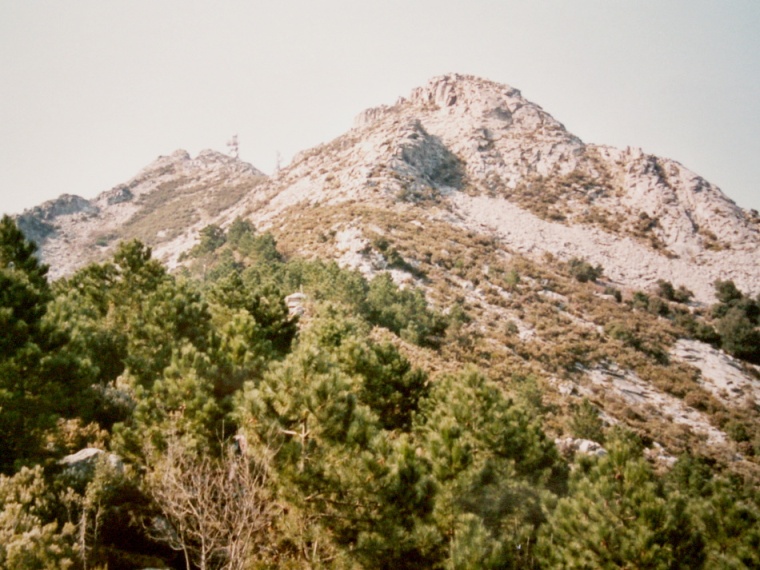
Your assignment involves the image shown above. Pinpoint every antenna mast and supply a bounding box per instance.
[226,134,239,159]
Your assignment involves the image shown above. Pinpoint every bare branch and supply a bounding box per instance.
[143,433,276,570]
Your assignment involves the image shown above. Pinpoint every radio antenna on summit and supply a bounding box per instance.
[226,135,239,159]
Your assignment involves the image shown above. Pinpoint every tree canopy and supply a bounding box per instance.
[1,216,758,569]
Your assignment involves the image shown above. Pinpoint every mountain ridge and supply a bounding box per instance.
[16,74,759,302]
[6,71,760,569]
[232,74,759,303]
[14,74,760,302]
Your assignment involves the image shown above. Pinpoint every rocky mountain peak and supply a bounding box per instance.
[351,73,584,194]
[17,148,268,278]
[406,73,526,119]
[340,74,759,302]
[128,148,264,190]
[356,74,529,127]
[15,74,760,302]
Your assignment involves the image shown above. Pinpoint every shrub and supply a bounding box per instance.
[707,281,760,363]
[631,291,650,310]
[714,279,743,304]
[604,286,622,302]
[569,398,606,443]
[567,257,603,283]
[717,307,760,363]
[0,466,78,569]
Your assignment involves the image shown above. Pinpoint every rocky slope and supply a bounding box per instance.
[19,74,760,298]
[243,73,759,303]
[15,74,760,467]
[17,149,266,279]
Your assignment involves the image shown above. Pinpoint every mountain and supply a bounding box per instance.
[7,73,760,568]
[15,73,760,465]
[19,74,760,300]
[17,148,267,279]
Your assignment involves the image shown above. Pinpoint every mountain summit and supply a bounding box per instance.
[6,74,760,567]
[19,73,759,301]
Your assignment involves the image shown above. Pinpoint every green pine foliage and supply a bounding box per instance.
[416,369,568,568]
[0,216,93,473]
[538,429,706,569]
[710,280,760,363]
[1,215,759,568]
[666,454,760,567]
[568,398,606,443]
[233,307,441,567]
[366,272,448,348]
[0,466,78,569]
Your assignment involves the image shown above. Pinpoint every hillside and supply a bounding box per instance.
[18,75,760,297]
[5,74,760,568]
[17,149,267,279]
[17,73,760,456]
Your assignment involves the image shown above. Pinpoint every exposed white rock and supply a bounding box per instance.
[671,339,760,406]
[59,447,105,466]
[19,73,760,302]
[285,292,307,317]
[586,365,728,447]
[59,447,124,477]
[244,73,758,302]
[334,226,376,275]
[555,437,607,457]
[448,192,757,303]
[643,442,677,468]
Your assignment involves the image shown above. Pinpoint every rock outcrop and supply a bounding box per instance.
[12,73,760,465]
[17,149,267,278]
[17,74,760,300]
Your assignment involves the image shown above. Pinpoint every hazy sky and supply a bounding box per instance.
[2,1,759,215]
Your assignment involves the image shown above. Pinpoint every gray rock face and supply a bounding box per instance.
[59,447,106,466]
[16,194,98,244]
[16,73,760,301]
[59,447,124,481]
[104,185,134,205]
[28,194,97,220]
[16,149,268,278]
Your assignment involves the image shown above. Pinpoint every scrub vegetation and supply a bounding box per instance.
[1,214,759,569]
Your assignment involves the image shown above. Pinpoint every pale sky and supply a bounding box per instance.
[2,1,759,215]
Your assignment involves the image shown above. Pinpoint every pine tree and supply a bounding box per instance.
[537,429,705,569]
[233,309,441,568]
[114,343,225,459]
[416,369,567,569]
[0,215,49,290]
[0,216,88,472]
[667,454,760,567]
[208,271,297,358]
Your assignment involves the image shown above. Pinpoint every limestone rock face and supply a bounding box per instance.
[16,194,98,245]
[17,73,760,300]
[248,73,758,302]
[13,73,760,464]
[17,149,267,278]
